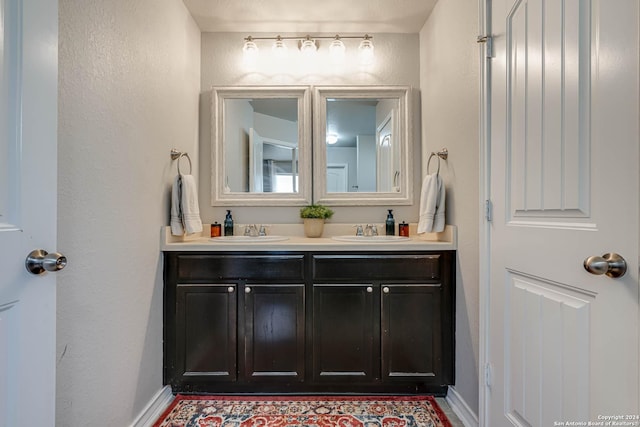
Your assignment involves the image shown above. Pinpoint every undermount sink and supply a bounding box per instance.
[210,235,289,243]
[331,235,411,243]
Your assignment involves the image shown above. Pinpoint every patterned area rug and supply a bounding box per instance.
[153,395,452,427]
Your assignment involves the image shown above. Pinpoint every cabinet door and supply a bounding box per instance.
[312,284,377,382]
[381,284,443,382]
[243,284,305,381]
[175,284,237,384]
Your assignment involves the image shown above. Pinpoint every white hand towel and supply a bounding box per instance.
[170,174,203,236]
[433,174,446,232]
[417,173,446,233]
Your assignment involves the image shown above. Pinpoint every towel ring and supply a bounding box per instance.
[426,148,449,176]
[427,153,440,175]
[170,149,192,175]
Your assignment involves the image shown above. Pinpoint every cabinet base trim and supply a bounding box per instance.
[171,383,449,396]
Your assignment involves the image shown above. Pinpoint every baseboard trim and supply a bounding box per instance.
[446,386,479,427]
[130,385,174,427]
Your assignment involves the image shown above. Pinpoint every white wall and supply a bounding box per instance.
[199,33,421,225]
[57,0,200,425]
[224,99,253,191]
[420,0,480,418]
[357,135,376,192]
[253,113,298,144]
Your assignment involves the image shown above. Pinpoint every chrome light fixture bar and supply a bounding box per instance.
[242,34,374,64]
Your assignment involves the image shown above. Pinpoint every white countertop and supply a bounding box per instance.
[162,224,457,251]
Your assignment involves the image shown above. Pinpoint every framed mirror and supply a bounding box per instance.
[211,86,312,206]
[313,86,413,206]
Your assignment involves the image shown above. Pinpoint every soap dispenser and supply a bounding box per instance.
[224,210,234,236]
[385,209,395,236]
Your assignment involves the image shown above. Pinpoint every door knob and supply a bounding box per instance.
[583,253,627,278]
[25,249,67,275]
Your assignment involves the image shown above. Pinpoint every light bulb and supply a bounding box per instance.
[272,36,288,59]
[326,133,338,145]
[329,36,346,63]
[242,37,259,65]
[300,36,317,58]
[358,35,374,65]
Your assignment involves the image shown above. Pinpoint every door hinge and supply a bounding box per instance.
[484,362,493,388]
[477,35,493,58]
[485,199,493,222]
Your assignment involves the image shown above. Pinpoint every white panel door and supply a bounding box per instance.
[249,128,264,192]
[377,113,393,193]
[0,0,59,425]
[487,0,639,425]
[327,164,349,192]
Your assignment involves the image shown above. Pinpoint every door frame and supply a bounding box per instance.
[478,0,491,426]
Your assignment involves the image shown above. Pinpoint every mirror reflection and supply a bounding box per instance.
[211,86,311,207]
[313,86,413,206]
[325,98,400,193]
[224,98,299,193]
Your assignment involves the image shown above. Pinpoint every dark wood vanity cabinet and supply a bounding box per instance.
[174,283,238,383]
[243,284,305,382]
[313,284,377,383]
[164,253,306,392]
[311,253,454,394]
[164,250,454,394]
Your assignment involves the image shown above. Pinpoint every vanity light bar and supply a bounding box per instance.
[242,34,374,64]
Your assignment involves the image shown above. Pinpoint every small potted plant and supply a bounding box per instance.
[300,204,334,238]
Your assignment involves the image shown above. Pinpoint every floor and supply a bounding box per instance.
[435,398,466,427]
[153,395,466,426]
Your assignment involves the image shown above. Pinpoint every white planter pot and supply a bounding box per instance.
[303,218,325,238]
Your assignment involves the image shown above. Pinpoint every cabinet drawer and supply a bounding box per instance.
[175,254,305,282]
[312,254,440,281]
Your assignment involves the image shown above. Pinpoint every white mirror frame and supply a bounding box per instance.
[313,86,413,206]
[211,86,312,206]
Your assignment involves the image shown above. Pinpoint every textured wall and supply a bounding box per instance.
[57,1,200,425]
[420,0,480,417]
[199,33,422,225]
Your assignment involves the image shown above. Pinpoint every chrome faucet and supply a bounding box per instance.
[244,224,258,237]
[364,224,378,236]
[244,224,267,237]
[355,225,364,236]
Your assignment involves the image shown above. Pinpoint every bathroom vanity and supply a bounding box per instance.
[162,227,456,395]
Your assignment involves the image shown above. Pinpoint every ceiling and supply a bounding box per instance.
[182,0,438,33]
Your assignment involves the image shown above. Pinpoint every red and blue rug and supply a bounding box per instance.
[153,395,452,427]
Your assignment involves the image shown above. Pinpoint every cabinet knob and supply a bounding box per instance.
[366,286,373,293]
[382,287,390,294]
[245,286,251,293]
[227,286,234,293]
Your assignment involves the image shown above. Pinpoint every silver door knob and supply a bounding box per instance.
[25,249,67,275]
[583,253,627,278]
